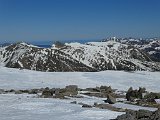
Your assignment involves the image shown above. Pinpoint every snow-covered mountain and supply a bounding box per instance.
[0,40,160,72]
[0,42,95,72]
[120,39,160,62]
[58,40,160,71]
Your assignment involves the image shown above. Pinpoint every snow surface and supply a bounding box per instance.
[0,94,124,120]
[155,47,160,50]
[113,103,157,111]
[0,67,160,120]
[0,93,157,120]
[0,67,160,92]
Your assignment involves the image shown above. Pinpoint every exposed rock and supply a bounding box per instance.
[55,86,78,97]
[54,88,60,95]
[81,86,115,98]
[137,109,152,119]
[144,92,160,100]
[0,89,5,94]
[28,89,39,94]
[9,89,15,92]
[116,114,135,120]
[65,85,78,94]
[20,90,30,93]
[152,108,160,119]
[94,103,125,112]
[104,94,116,104]
[15,90,23,94]
[116,109,160,120]
[53,94,66,99]
[54,41,65,48]
[70,101,77,104]
[81,104,92,108]
[126,87,146,101]
[4,89,42,94]
[42,88,53,98]
[94,102,98,106]
[85,87,101,92]
[1,86,78,99]
[82,92,108,98]
[45,85,79,99]
[100,86,112,93]
[126,87,160,108]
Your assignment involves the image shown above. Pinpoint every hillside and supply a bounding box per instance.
[0,39,160,72]
[58,40,160,71]
[0,42,94,72]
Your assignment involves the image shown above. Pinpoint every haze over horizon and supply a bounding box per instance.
[0,0,160,44]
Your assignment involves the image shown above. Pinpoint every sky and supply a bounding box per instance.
[0,0,160,44]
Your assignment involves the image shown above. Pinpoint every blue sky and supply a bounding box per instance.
[0,0,160,43]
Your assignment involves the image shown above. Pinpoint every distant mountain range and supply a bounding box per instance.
[0,38,160,72]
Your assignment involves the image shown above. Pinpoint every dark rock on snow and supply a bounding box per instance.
[104,94,116,104]
[82,104,92,108]
[126,87,146,101]
[116,109,160,120]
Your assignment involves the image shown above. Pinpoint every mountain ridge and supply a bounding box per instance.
[0,39,160,72]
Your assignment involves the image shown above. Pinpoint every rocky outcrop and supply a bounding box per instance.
[41,85,78,99]
[116,109,160,120]
[105,94,116,104]
[125,87,160,108]
[81,86,116,98]
[126,87,146,101]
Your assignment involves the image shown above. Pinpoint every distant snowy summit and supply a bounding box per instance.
[0,38,160,72]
